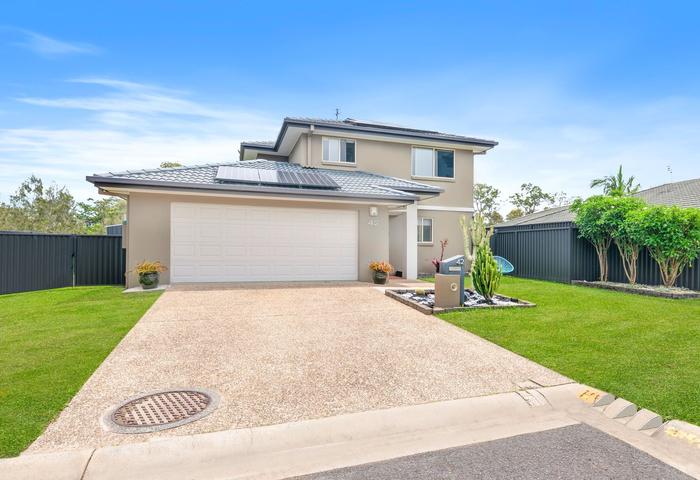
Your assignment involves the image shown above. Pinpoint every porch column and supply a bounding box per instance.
[405,202,418,279]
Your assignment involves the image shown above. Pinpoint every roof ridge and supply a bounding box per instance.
[95,161,239,178]
[635,177,700,195]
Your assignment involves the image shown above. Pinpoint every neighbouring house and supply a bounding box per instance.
[491,178,700,288]
[87,117,497,287]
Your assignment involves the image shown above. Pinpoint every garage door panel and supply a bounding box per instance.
[171,203,358,282]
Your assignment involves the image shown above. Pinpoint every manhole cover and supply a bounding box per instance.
[103,388,219,433]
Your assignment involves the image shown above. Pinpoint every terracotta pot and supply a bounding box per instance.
[372,270,388,285]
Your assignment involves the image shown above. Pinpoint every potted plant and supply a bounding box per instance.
[369,261,392,285]
[134,260,168,289]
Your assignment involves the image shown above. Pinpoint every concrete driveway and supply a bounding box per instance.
[28,282,569,453]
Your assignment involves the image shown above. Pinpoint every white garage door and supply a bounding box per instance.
[170,202,358,282]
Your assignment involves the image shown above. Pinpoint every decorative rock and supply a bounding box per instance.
[603,398,637,419]
[626,409,663,431]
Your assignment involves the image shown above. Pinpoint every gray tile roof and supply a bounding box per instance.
[495,205,574,228]
[241,117,498,151]
[635,178,700,208]
[88,159,443,201]
[495,177,700,228]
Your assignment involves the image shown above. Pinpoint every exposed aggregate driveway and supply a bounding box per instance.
[28,282,570,453]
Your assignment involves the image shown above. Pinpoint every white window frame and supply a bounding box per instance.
[411,147,455,179]
[417,217,433,244]
[322,137,356,164]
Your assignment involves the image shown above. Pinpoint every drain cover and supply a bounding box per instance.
[103,388,219,433]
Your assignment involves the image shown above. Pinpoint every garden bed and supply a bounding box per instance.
[385,288,535,314]
[572,280,700,299]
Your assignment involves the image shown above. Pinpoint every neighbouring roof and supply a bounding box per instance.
[240,117,498,159]
[635,178,700,208]
[87,159,443,202]
[495,177,700,228]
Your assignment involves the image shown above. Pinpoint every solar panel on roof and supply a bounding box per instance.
[278,170,338,189]
[215,166,338,190]
[215,166,260,183]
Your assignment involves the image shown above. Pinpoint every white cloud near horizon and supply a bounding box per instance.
[0,78,279,200]
[5,27,99,56]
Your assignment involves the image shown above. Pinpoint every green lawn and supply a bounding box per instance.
[0,287,161,457]
[439,276,700,425]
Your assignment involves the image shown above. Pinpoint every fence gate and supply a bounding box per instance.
[0,232,126,295]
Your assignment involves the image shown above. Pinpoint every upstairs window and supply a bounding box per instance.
[411,147,454,179]
[322,137,356,164]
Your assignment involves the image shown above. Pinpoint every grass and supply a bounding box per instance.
[0,287,161,457]
[438,276,700,425]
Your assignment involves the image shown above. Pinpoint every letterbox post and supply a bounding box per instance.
[438,255,465,306]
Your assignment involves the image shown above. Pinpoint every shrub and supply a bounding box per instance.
[602,196,646,283]
[472,242,502,303]
[133,260,167,275]
[369,261,392,273]
[626,206,700,287]
[571,196,619,281]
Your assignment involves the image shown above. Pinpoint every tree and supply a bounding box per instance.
[602,197,646,284]
[551,191,571,207]
[571,196,619,281]
[506,208,524,220]
[160,162,183,168]
[590,165,640,196]
[0,176,83,233]
[626,205,700,287]
[490,211,504,225]
[509,183,555,214]
[77,197,126,234]
[473,183,501,224]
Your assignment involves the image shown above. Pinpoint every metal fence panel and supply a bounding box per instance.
[0,233,74,295]
[491,224,573,283]
[0,232,125,295]
[75,235,126,286]
[493,222,700,289]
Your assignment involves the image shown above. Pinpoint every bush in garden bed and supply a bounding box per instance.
[626,205,700,287]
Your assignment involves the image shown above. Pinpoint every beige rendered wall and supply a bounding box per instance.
[388,214,407,274]
[287,134,474,208]
[279,134,475,275]
[125,191,390,287]
[417,210,470,275]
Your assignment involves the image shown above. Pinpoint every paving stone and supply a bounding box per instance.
[603,398,637,419]
[626,409,663,431]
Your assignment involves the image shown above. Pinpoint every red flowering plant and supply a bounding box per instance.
[431,239,449,272]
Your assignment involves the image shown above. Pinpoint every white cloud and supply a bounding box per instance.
[0,78,280,201]
[6,28,99,56]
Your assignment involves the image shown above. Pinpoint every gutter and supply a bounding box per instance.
[86,176,423,203]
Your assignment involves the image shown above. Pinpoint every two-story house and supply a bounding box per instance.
[87,117,497,287]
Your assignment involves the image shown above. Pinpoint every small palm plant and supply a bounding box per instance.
[590,165,640,196]
[471,242,502,303]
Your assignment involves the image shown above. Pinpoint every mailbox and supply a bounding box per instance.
[437,255,465,306]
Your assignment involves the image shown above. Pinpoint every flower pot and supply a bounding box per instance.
[139,272,160,289]
[372,270,388,285]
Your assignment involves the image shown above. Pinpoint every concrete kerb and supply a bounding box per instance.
[3,389,572,480]
[3,383,700,480]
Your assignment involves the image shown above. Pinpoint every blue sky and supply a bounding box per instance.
[1,1,699,212]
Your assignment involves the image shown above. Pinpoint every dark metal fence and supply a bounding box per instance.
[492,222,700,289]
[0,232,126,295]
